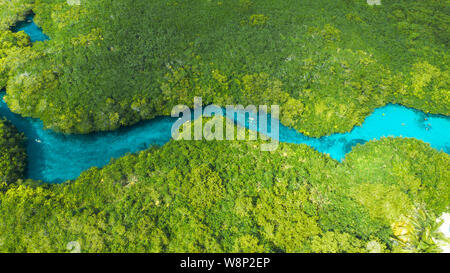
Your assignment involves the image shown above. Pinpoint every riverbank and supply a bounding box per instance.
[1,91,449,183]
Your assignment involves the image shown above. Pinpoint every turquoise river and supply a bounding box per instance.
[0,16,448,183]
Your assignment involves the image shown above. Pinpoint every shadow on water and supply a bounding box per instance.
[343,139,367,154]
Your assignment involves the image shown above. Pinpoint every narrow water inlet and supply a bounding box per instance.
[11,14,49,42]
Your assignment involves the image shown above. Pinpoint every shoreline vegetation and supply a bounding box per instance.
[0,0,448,137]
[1,88,449,183]
[0,117,449,252]
[0,0,448,253]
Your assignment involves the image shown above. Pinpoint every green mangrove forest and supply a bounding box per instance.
[0,0,448,253]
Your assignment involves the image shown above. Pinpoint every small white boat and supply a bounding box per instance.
[35,139,42,143]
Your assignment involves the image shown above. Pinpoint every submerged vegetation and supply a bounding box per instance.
[0,0,448,253]
[0,0,448,136]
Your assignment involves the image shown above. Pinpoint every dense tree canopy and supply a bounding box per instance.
[0,118,26,184]
[0,0,448,254]
[0,119,447,253]
[0,0,448,136]
[0,0,34,30]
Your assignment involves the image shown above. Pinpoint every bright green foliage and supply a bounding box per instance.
[0,0,448,254]
[392,208,450,253]
[0,0,448,136]
[253,181,321,252]
[0,0,34,30]
[231,235,265,253]
[0,119,26,184]
[0,29,31,90]
[0,0,34,90]
[280,47,396,136]
[309,232,367,253]
[0,119,447,252]
[248,14,269,26]
[350,183,414,224]
[392,61,449,114]
[181,164,225,210]
[341,138,450,215]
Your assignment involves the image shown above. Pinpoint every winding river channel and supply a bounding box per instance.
[0,16,448,183]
